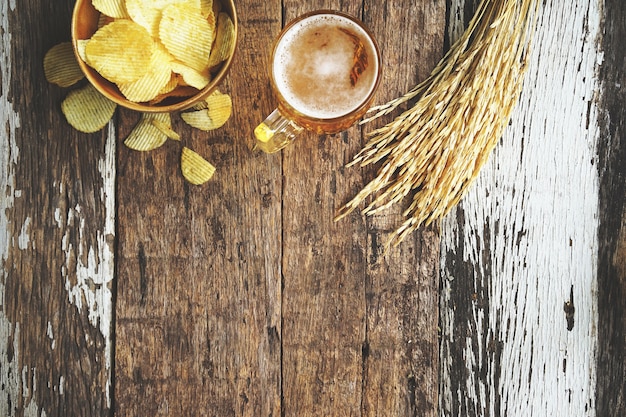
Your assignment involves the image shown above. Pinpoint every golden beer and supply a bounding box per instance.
[255,10,381,153]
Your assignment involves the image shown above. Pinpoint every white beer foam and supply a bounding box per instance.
[273,14,378,120]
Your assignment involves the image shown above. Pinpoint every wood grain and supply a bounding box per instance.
[359,2,443,416]
[114,1,283,416]
[278,2,367,414]
[596,0,626,414]
[277,1,444,416]
[1,1,113,416]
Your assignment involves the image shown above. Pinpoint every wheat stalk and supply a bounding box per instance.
[336,0,540,248]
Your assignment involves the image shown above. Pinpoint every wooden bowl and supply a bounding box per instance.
[71,0,238,113]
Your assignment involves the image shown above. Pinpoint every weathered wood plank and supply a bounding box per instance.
[1,1,113,416]
[440,0,603,416]
[278,3,368,414]
[596,0,626,414]
[279,1,442,416]
[114,0,283,415]
[359,2,444,416]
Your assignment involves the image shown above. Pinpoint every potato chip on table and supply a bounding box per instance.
[181,89,232,131]
[181,147,216,185]
[61,83,117,133]
[44,42,85,87]
[124,112,173,151]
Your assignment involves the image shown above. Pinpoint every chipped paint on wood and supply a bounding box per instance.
[57,122,116,407]
[440,0,602,416]
[1,0,27,416]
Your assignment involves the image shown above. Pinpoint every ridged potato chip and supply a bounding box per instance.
[125,0,202,36]
[44,42,84,88]
[171,61,211,90]
[200,0,214,18]
[159,3,214,72]
[75,39,88,63]
[204,89,232,126]
[73,0,234,107]
[152,118,181,140]
[61,84,117,133]
[85,20,154,84]
[118,45,173,102]
[181,90,232,131]
[208,12,235,69]
[181,147,216,185]
[92,0,129,19]
[124,113,171,151]
[159,74,179,95]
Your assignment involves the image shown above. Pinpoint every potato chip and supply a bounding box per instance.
[207,12,235,70]
[118,45,173,102]
[200,0,213,18]
[124,113,171,151]
[44,42,85,88]
[85,20,154,84]
[152,118,181,140]
[75,39,89,63]
[171,61,211,90]
[125,0,202,37]
[181,110,212,130]
[181,90,232,131]
[181,147,216,185]
[204,89,232,126]
[160,74,179,94]
[159,3,214,72]
[92,0,129,19]
[61,84,117,133]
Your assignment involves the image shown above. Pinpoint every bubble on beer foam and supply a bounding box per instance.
[273,14,378,120]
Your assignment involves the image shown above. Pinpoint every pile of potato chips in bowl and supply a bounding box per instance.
[72,0,237,113]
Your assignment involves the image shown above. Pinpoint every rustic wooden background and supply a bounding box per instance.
[1,0,624,416]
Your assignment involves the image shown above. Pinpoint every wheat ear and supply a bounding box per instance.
[336,0,541,249]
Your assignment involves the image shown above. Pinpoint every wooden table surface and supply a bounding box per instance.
[1,0,625,416]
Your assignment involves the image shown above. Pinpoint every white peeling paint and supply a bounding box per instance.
[0,0,20,266]
[23,397,46,417]
[54,207,63,228]
[46,322,55,350]
[21,367,29,398]
[0,322,20,417]
[440,0,602,416]
[1,1,29,417]
[447,0,470,45]
[59,121,116,408]
[18,217,31,250]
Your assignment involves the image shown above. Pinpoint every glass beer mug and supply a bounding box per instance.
[254,10,382,153]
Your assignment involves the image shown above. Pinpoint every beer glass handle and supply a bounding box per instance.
[254,109,304,153]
